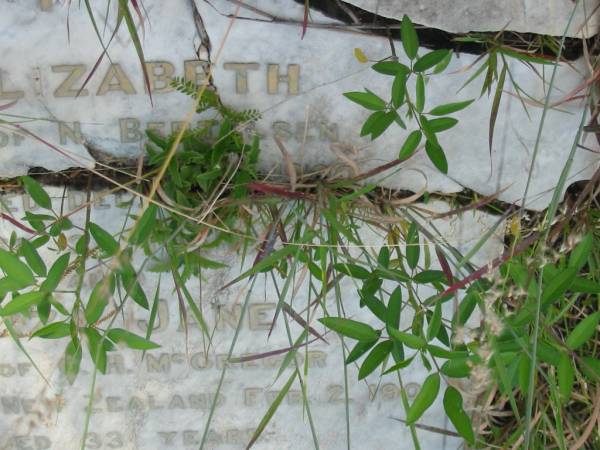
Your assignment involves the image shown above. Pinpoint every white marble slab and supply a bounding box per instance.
[0,0,204,174]
[1,0,597,213]
[0,190,504,449]
[344,0,600,38]
[197,0,600,210]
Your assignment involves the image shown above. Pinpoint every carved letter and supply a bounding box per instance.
[1,396,20,414]
[158,432,176,445]
[147,122,166,136]
[119,118,142,143]
[216,304,242,330]
[40,0,53,11]
[248,303,274,330]
[0,131,8,148]
[267,64,300,95]
[34,436,51,449]
[51,65,88,97]
[97,64,136,96]
[223,62,259,94]
[243,388,261,407]
[137,299,169,333]
[146,61,175,93]
[184,60,211,87]
[0,71,24,101]
[146,353,170,373]
[58,121,83,145]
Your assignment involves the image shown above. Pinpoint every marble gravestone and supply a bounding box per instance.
[0,0,598,209]
[0,0,594,448]
[0,189,505,449]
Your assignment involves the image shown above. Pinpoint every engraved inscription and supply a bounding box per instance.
[96,63,137,96]
[51,64,88,97]
[0,70,24,100]
[223,62,259,94]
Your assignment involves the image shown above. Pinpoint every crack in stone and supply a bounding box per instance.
[293,0,594,60]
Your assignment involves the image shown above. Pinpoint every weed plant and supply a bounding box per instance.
[0,6,599,450]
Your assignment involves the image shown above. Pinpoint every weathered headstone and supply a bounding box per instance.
[0,0,206,174]
[1,0,598,210]
[195,0,600,210]
[0,189,504,449]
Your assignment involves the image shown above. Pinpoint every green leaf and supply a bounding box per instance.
[83,327,109,374]
[414,50,450,72]
[37,296,50,324]
[455,290,478,326]
[361,294,388,322]
[64,339,82,384]
[107,328,160,350]
[0,249,35,287]
[343,91,387,111]
[433,51,452,73]
[387,287,402,329]
[378,247,390,268]
[498,48,554,65]
[49,217,72,237]
[443,387,475,444]
[427,345,468,359]
[346,339,378,364]
[425,140,448,174]
[392,72,407,108]
[388,328,426,349]
[441,358,471,378]
[0,277,30,297]
[401,15,419,60]
[117,0,153,105]
[414,270,446,284]
[415,74,425,113]
[569,233,593,271]
[557,353,574,402]
[40,253,70,293]
[382,356,415,374]
[358,340,393,379]
[518,353,531,393]
[19,240,46,277]
[119,263,149,309]
[428,100,474,116]
[129,204,157,245]
[566,311,600,350]
[372,61,410,76]
[85,277,114,325]
[76,233,89,255]
[21,176,52,210]
[334,263,371,280]
[428,117,458,133]
[247,371,297,448]
[89,222,120,256]
[489,63,507,156]
[579,357,600,382]
[23,212,51,232]
[406,373,440,424]
[541,268,576,306]
[31,322,70,339]
[427,301,442,341]
[419,115,438,146]
[368,111,397,140]
[406,222,420,269]
[319,317,380,341]
[399,130,422,160]
[31,235,50,249]
[0,291,45,316]
[361,111,386,137]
